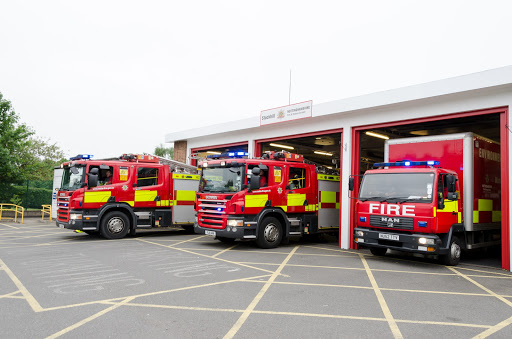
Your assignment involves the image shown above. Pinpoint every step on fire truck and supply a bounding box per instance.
[351,133,501,265]
[194,151,340,248]
[56,154,200,239]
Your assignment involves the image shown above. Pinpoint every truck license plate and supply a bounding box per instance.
[205,230,216,236]
[379,233,399,241]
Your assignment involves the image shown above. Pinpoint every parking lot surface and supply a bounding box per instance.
[1,218,512,338]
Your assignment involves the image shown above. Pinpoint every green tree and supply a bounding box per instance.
[0,92,33,185]
[154,143,174,159]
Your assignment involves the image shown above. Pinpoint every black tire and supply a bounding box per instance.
[255,217,283,249]
[441,236,461,266]
[100,211,130,239]
[217,237,236,244]
[370,247,387,256]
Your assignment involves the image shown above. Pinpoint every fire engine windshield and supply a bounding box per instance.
[359,173,435,203]
[201,166,243,193]
[60,166,85,190]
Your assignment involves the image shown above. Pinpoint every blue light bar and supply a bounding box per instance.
[206,151,249,159]
[69,154,93,161]
[418,221,427,227]
[373,160,440,167]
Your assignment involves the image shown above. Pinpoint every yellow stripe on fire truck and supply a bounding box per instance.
[317,174,340,182]
[135,190,158,202]
[437,200,462,223]
[288,194,306,206]
[84,191,111,203]
[172,174,200,180]
[473,199,501,223]
[319,191,339,209]
[176,190,196,202]
[245,194,268,208]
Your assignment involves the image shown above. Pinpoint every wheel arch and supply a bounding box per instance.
[98,203,136,230]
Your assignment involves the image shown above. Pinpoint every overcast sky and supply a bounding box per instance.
[1,0,511,160]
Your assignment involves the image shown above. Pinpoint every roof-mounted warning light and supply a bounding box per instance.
[373,160,440,168]
[69,154,93,161]
[262,151,304,162]
[206,151,249,160]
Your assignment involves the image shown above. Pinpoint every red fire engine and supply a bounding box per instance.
[56,154,199,239]
[194,151,340,248]
[351,133,501,265]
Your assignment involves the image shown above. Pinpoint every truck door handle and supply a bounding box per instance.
[154,196,161,202]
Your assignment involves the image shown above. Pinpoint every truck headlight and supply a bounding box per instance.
[227,219,243,227]
[418,237,435,245]
[355,230,364,237]
[70,213,82,220]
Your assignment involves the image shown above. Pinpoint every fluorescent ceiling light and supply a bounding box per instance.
[206,151,222,154]
[314,151,333,156]
[269,143,294,150]
[365,131,389,140]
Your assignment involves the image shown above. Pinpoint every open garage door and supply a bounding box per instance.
[351,108,509,270]
[190,142,249,166]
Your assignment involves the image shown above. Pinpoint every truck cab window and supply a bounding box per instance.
[289,167,306,189]
[137,167,159,187]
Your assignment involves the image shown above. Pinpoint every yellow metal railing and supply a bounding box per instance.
[0,203,24,224]
[41,205,52,221]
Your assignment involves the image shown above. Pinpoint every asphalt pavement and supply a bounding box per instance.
[0,218,511,338]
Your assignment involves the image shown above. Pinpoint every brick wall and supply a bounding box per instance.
[174,140,187,163]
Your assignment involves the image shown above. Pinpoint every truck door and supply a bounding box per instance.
[286,166,311,213]
[134,165,168,209]
[436,173,459,233]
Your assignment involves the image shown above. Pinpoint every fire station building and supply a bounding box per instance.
[165,66,512,271]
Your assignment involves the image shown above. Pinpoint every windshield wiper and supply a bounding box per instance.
[359,197,387,202]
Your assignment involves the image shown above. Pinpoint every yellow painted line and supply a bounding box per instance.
[224,246,299,339]
[457,266,512,278]
[136,238,283,276]
[360,253,403,339]
[92,300,492,330]
[45,297,135,339]
[448,267,512,308]
[212,244,238,258]
[472,315,512,338]
[0,223,19,229]
[0,291,22,299]
[167,235,207,247]
[0,258,43,312]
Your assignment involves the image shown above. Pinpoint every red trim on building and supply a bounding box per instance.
[351,106,509,270]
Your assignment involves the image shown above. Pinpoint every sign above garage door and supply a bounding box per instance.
[260,100,312,126]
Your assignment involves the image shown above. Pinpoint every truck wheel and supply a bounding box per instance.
[100,211,130,239]
[441,236,461,266]
[256,217,282,249]
[370,247,387,256]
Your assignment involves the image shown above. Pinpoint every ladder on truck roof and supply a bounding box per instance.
[147,154,199,174]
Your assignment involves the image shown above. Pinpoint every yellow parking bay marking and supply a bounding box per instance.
[212,244,238,258]
[360,254,403,339]
[473,315,512,339]
[0,223,19,229]
[224,246,299,339]
[45,297,136,339]
[448,267,512,308]
[136,238,283,276]
[0,258,43,312]
[0,291,23,299]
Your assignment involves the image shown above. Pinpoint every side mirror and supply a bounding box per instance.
[70,167,79,175]
[249,175,261,191]
[446,174,457,193]
[349,177,354,191]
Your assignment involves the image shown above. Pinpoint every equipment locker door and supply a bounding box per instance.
[172,174,200,224]
[317,174,340,229]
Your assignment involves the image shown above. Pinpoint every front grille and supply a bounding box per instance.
[370,215,414,230]
[198,198,227,229]
[57,196,70,222]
